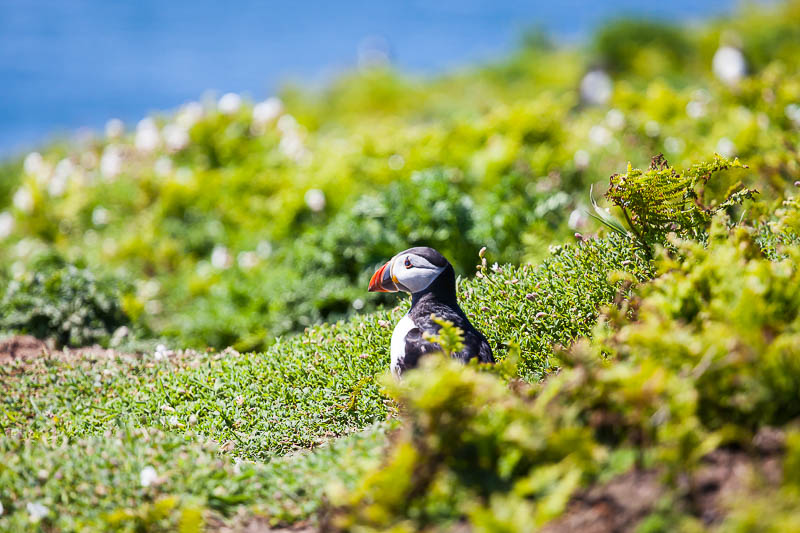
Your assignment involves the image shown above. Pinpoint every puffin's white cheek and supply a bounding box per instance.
[395,267,443,293]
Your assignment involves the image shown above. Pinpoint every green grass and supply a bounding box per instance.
[0,422,391,531]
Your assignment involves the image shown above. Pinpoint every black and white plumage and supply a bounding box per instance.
[368,247,494,377]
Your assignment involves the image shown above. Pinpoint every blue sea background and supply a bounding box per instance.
[0,0,734,157]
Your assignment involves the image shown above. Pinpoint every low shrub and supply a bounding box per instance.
[330,223,800,531]
[0,255,131,348]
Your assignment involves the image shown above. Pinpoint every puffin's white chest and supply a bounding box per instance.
[390,314,415,378]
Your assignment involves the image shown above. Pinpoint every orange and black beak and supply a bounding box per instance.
[368,260,398,292]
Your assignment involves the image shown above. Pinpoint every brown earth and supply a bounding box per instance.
[0,334,131,365]
[541,427,786,533]
[0,334,50,363]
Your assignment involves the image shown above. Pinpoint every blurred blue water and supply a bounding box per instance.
[0,0,733,157]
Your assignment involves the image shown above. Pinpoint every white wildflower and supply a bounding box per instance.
[568,208,587,230]
[256,240,272,258]
[100,145,123,178]
[13,186,33,213]
[352,298,365,310]
[0,212,14,239]
[573,150,590,169]
[140,465,158,487]
[49,158,74,196]
[579,70,612,106]
[712,46,746,85]
[664,137,685,154]
[786,103,800,126]
[304,189,326,212]
[105,118,125,139]
[26,502,49,522]
[388,154,405,170]
[605,109,625,130]
[589,125,611,146]
[252,97,284,125]
[276,114,298,134]
[162,124,190,152]
[716,137,736,158]
[23,152,44,176]
[279,132,309,162]
[218,93,242,115]
[176,101,204,128]
[211,245,233,269]
[135,118,160,152]
[686,100,706,119]
[644,120,661,137]
[237,251,259,269]
[358,35,391,70]
[154,156,173,177]
[91,206,109,226]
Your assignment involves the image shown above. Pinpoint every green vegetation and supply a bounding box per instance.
[0,254,132,348]
[1,0,800,530]
[331,219,800,532]
[1,1,798,350]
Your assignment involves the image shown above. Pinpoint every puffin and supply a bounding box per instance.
[368,247,494,377]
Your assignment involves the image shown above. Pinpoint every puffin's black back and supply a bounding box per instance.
[401,251,494,370]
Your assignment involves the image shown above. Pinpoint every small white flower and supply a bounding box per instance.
[49,158,75,197]
[154,344,168,360]
[686,100,706,119]
[388,154,405,170]
[237,251,259,269]
[176,102,204,128]
[605,109,625,130]
[644,120,661,138]
[154,156,173,177]
[92,206,109,226]
[716,137,736,158]
[256,240,272,258]
[352,298,365,310]
[358,35,391,69]
[304,189,326,212]
[0,212,14,239]
[13,186,33,213]
[100,145,123,178]
[279,133,308,162]
[568,208,587,230]
[211,245,233,269]
[712,46,746,85]
[135,118,160,152]
[276,114,298,134]
[589,125,611,147]
[580,70,612,106]
[252,97,284,125]
[168,415,179,426]
[105,118,125,139]
[140,466,158,487]
[218,93,242,115]
[27,502,49,522]
[23,152,44,176]
[786,103,800,126]
[664,137,685,154]
[162,124,190,152]
[573,150,590,169]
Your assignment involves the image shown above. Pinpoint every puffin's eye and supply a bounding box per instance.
[404,257,413,269]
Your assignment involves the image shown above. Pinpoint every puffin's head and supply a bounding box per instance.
[368,247,451,295]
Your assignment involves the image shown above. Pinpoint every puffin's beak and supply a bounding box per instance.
[368,261,398,292]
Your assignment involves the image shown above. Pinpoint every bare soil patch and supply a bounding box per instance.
[542,428,786,533]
